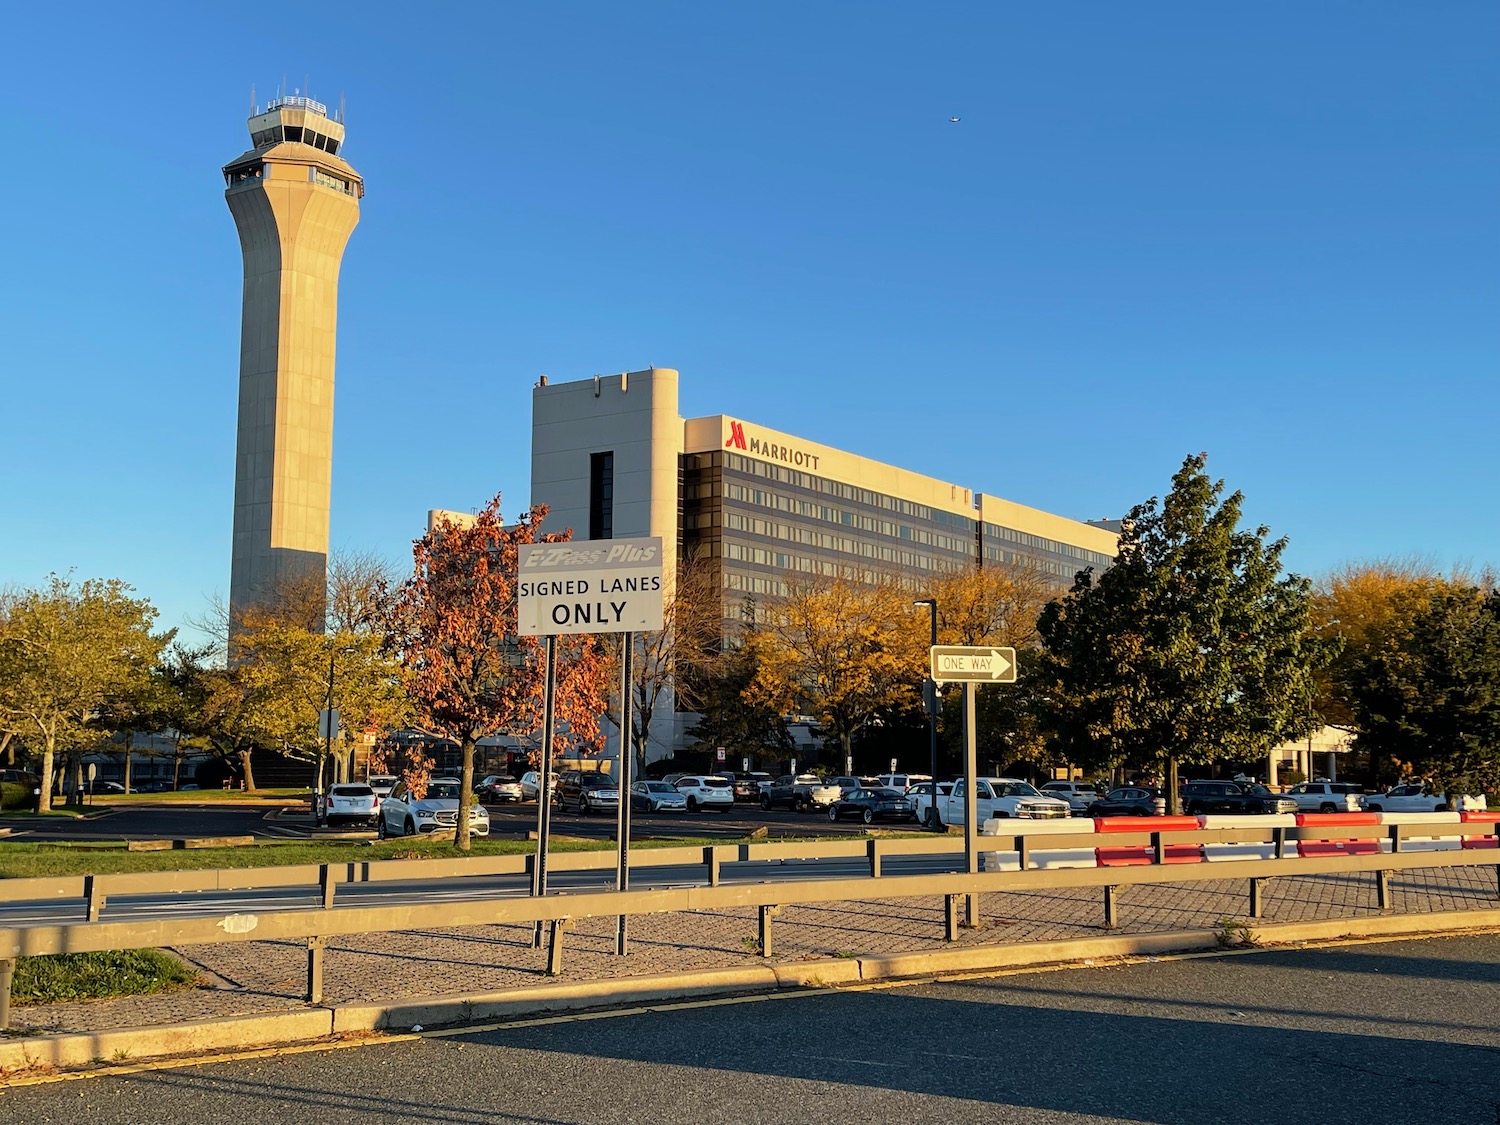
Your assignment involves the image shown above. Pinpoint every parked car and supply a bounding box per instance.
[556,771,620,814]
[0,769,41,788]
[1039,780,1100,815]
[761,774,842,812]
[718,771,774,802]
[367,775,398,799]
[322,782,380,827]
[827,787,918,824]
[378,778,489,838]
[1085,787,1164,817]
[1180,780,1298,816]
[96,781,131,794]
[675,774,735,813]
[907,780,954,825]
[631,780,688,813]
[475,775,523,803]
[1283,781,1365,814]
[925,778,1071,828]
[1362,784,1487,813]
[876,773,932,793]
[518,770,556,802]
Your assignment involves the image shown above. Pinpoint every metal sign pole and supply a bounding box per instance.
[615,631,634,955]
[963,679,979,926]
[531,635,557,948]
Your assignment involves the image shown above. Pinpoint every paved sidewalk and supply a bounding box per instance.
[8,865,1500,1035]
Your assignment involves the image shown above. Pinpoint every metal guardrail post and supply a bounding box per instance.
[1104,885,1119,929]
[546,918,573,976]
[319,865,336,909]
[1377,869,1392,911]
[1389,825,1403,854]
[1249,877,1265,918]
[85,876,105,922]
[758,905,781,957]
[1015,834,1029,871]
[944,894,959,942]
[965,893,980,929]
[0,958,13,1031]
[867,839,882,878]
[1151,832,1165,866]
[1273,826,1287,860]
[705,846,721,887]
[306,937,326,1003]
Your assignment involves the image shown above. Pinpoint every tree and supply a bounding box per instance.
[746,572,925,772]
[0,576,170,811]
[387,495,609,850]
[603,557,722,775]
[1037,454,1332,808]
[688,597,795,766]
[1351,585,1500,799]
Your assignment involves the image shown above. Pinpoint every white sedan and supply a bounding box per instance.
[379,778,490,838]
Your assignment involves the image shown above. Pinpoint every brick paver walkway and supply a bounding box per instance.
[8,865,1498,1035]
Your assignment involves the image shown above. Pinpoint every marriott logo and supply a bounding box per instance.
[723,420,820,471]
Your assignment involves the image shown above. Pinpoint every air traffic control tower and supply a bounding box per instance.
[223,94,363,626]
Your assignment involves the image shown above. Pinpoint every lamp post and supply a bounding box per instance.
[913,598,938,829]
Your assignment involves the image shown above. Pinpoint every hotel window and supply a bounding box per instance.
[589,451,614,539]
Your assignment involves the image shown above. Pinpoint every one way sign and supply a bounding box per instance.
[929,645,1018,684]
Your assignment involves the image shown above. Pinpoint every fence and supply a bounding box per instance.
[1,812,1498,1028]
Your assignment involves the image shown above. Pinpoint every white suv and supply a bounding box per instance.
[877,773,932,793]
[675,775,735,813]
[1284,781,1365,813]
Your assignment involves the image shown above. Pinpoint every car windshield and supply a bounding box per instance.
[998,782,1042,798]
[582,775,613,788]
[645,782,676,793]
[425,783,460,800]
[1246,785,1277,796]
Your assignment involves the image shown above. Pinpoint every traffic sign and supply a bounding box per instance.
[517,536,665,637]
[929,645,1018,684]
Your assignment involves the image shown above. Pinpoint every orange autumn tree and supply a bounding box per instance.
[387,495,609,850]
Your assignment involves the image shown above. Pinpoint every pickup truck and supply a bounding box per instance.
[760,774,842,812]
[923,777,1070,828]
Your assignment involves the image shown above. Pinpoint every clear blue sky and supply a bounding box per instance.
[1,2,1495,639]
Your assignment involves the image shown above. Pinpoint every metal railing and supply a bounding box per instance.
[1,821,1497,1028]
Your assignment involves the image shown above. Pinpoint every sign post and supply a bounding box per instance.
[519,537,664,954]
[931,645,1020,928]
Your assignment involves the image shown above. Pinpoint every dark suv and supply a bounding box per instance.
[1180,780,1298,816]
[554,770,620,815]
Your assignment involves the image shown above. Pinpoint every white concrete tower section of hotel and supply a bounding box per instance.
[531,369,687,757]
[224,94,363,628]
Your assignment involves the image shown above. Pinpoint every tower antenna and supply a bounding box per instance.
[249,83,256,117]
[339,92,346,124]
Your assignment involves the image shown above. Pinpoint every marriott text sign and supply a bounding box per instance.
[518,537,665,636]
[929,645,1018,684]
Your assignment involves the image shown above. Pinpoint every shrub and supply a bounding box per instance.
[1,782,32,811]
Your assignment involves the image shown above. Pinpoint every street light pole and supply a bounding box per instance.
[913,598,938,829]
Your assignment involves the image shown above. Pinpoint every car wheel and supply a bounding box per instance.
[862,808,874,825]
[1367,804,1382,813]
[760,795,772,811]
[1435,803,1447,813]
[377,814,388,839]
[795,795,807,814]
[581,796,592,816]
[687,796,698,812]
[925,808,943,830]
[1319,803,1336,814]
[404,818,416,836]
[1185,803,1201,816]
[827,806,839,822]
[718,804,732,813]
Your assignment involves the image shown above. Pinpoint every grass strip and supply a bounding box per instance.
[11,949,200,1006]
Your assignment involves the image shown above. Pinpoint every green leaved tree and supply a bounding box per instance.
[0,576,170,811]
[1351,585,1500,800]
[1037,454,1332,809]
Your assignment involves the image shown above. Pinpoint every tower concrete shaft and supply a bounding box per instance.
[224,94,362,630]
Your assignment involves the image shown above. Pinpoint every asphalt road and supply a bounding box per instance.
[5,933,1498,1123]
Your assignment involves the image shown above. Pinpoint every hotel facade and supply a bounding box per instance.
[530,368,1119,759]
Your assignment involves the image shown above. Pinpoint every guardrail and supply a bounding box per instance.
[1,813,1497,1029]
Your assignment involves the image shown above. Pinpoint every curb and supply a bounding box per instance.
[5,907,1500,1078]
